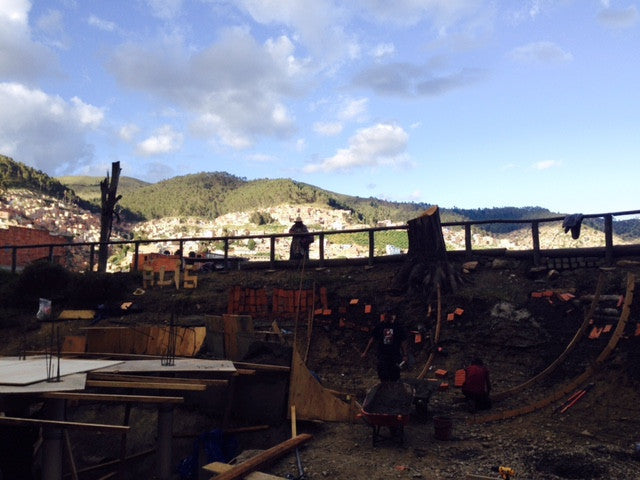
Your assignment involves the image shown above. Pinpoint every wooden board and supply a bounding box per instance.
[83,326,206,357]
[288,347,355,422]
[0,373,87,394]
[95,358,236,374]
[0,357,122,386]
[58,310,95,320]
[203,461,286,480]
[62,335,87,353]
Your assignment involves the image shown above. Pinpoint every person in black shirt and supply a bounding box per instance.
[361,310,408,381]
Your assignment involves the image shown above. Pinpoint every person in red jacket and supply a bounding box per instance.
[462,358,491,412]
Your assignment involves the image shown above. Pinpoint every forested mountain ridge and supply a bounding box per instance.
[1,155,639,238]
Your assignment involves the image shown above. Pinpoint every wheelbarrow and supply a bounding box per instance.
[359,382,414,446]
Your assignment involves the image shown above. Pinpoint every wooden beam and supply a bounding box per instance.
[203,434,312,480]
[203,462,286,480]
[41,392,184,404]
[85,380,206,391]
[233,362,290,372]
[88,372,229,387]
[0,416,129,433]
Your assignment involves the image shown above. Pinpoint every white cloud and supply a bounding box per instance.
[136,125,183,156]
[236,0,357,65]
[509,41,573,64]
[304,123,409,172]
[0,82,101,173]
[313,121,343,136]
[109,27,299,150]
[371,43,395,59]
[339,98,369,121]
[0,0,58,81]
[532,160,560,170]
[355,0,486,29]
[146,0,183,20]
[87,14,117,32]
[598,5,639,29]
[119,123,140,142]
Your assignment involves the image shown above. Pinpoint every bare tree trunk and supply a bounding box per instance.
[393,206,463,301]
[97,162,122,273]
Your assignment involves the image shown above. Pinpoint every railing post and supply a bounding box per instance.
[318,232,325,267]
[531,220,540,266]
[133,241,140,271]
[224,238,229,270]
[11,247,17,274]
[464,224,472,254]
[604,214,613,265]
[89,244,95,273]
[269,236,276,269]
[368,230,375,266]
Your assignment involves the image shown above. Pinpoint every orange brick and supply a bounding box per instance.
[364,304,372,314]
[314,308,323,315]
[438,382,449,391]
[349,298,359,305]
[447,313,455,321]
[454,369,466,387]
[322,309,332,316]
[542,290,554,297]
[435,369,447,377]
[454,308,464,316]
[602,324,613,333]
[531,292,543,298]
[414,333,422,344]
[589,327,602,339]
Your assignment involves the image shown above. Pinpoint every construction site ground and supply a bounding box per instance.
[2,256,640,479]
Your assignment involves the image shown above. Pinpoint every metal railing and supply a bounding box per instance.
[3,209,640,274]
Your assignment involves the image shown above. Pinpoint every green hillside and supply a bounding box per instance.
[0,155,94,211]
[57,175,150,202]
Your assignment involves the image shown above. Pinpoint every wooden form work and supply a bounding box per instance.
[82,325,206,357]
[288,347,357,422]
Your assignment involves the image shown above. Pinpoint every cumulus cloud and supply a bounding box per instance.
[598,5,639,29]
[108,27,299,150]
[87,14,117,32]
[0,82,103,173]
[354,62,482,97]
[236,0,357,64]
[0,0,59,81]
[338,97,369,121]
[304,123,409,173]
[532,159,561,170]
[136,125,183,156]
[371,43,395,59]
[146,0,183,20]
[119,123,140,142]
[313,122,343,136]
[355,0,485,28]
[509,41,573,64]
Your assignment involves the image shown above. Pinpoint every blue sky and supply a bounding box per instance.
[1,1,638,214]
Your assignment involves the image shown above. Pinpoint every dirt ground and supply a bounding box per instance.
[3,256,640,479]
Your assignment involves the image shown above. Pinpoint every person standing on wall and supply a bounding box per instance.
[289,217,313,261]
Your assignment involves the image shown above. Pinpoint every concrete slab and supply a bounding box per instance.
[95,358,236,374]
[0,356,123,386]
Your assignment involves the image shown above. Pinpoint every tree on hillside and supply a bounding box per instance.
[98,162,122,273]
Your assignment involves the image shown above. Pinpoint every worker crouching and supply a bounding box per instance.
[462,358,491,412]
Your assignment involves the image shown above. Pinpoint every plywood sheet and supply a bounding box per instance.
[0,356,122,386]
[0,373,87,394]
[95,358,236,374]
[288,347,355,422]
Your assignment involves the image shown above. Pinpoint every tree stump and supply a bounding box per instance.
[392,206,464,301]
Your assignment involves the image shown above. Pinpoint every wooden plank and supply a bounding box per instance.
[203,461,286,480]
[42,392,185,404]
[95,358,236,374]
[0,416,129,433]
[233,362,290,373]
[288,347,354,422]
[85,380,207,391]
[88,372,228,387]
[58,310,95,320]
[0,357,123,386]
[203,434,312,480]
[62,336,87,354]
